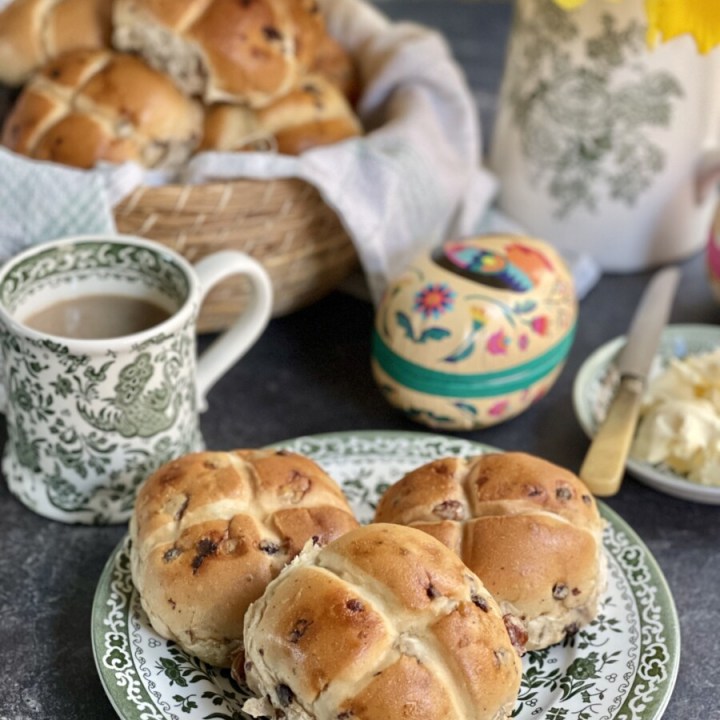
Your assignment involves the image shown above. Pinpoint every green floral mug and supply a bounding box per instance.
[0,235,273,524]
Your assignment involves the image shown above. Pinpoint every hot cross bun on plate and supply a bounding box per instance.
[130,449,359,667]
[374,452,607,651]
[241,523,523,720]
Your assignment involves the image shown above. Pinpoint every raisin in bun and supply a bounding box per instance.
[0,0,112,86]
[1,49,203,170]
[130,449,359,667]
[241,523,523,720]
[112,0,325,107]
[200,74,362,155]
[374,452,607,651]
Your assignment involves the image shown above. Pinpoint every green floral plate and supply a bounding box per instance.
[91,431,680,720]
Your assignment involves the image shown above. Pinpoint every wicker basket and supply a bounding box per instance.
[113,178,358,333]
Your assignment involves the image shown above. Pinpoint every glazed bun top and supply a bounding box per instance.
[200,73,362,155]
[0,0,113,86]
[1,49,203,169]
[112,0,326,107]
[242,523,523,720]
[130,448,359,667]
[374,452,607,651]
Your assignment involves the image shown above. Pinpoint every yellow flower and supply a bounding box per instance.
[551,0,621,8]
[551,0,594,7]
[645,0,720,53]
[550,0,720,53]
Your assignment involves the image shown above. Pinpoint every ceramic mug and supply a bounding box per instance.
[0,235,273,524]
[489,0,720,271]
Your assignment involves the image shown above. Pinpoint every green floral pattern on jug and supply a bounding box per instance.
[505,0,683,217]
[92,432,680,720]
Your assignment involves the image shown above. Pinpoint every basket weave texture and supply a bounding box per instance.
[114,177,358,333]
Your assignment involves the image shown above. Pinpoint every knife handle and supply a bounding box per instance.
[579,376,644,497]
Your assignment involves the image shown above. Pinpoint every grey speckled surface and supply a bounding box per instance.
[1,1,719,719]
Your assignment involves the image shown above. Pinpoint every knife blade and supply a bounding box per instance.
[579,266,680,497]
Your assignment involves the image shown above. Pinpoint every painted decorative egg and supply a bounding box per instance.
[372,234,578,430]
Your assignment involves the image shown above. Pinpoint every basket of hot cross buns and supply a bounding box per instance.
[0,0,363,329]
[123,444,608,720]
[0,0,482,331]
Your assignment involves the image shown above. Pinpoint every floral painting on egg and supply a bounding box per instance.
[372,235,577,430]
[413,283,456,318]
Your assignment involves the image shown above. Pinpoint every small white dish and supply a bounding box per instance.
[573,324,720,504]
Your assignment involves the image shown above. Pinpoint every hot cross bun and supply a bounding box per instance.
[130,448,359,667]
[374,452,607,651]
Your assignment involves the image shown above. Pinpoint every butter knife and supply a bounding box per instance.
[579,266,680,497]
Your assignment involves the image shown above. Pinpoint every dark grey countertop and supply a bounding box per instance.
[1,1,719,719]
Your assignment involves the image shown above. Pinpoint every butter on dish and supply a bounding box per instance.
[631,349,720,485]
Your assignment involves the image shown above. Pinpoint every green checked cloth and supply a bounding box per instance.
[0,148,120,262]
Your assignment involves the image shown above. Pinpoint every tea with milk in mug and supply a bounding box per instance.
[22,294,171,339]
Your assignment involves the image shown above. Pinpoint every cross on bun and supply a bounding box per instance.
[1,48,203,170]
[374,452,607,651]
[200,74,362,155]
[0,0,113,86]
[130,449,359,667]
[241,523,523,720]
[112,0,325,107]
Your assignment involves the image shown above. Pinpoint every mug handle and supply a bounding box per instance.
[192,251,273,412]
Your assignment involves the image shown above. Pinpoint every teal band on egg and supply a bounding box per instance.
[372,326,576,398]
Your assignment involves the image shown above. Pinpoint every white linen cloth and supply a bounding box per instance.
[0,0,599,302]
